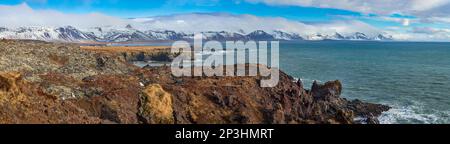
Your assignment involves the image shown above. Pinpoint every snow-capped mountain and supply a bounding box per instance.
[144,30,184,40]
[0,27,7,32]
[272,31,303,40]
[0,25,393,42]
[200,31,248,41]
[247,30,275,40]
[303,32,392,41]
[374,34,393,41]
[0,26,97,42]
[345,32,369,40]
[102,30,150,42]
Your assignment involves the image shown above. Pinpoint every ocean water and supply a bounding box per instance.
[279,41,450,124]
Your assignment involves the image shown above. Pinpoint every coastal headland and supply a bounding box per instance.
[0,39,389,124]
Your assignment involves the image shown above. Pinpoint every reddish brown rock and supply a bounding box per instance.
[0,40,390,124]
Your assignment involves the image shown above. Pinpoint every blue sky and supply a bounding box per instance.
[0,0,393,25]
[0,0,358,19]
[0,0,426,27]
[1,0,450,41]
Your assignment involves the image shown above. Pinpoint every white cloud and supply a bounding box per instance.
[402,19,411,26]
[246,0,450,15]
[366,16,414,26]
[137,13,383,37]
[0,3,132,28]
[422,17,450,24]
[412,27,450,34]
[409,0,450,12]
[245,0,450,27]
[384,27,450,42]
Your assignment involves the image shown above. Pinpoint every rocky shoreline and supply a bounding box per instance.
[0,39,390,124]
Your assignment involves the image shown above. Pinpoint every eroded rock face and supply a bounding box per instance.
[121,51,176,62]
[0,72,101,124]
[0,39,390,124]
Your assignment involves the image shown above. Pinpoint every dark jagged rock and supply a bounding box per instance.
[311,80,343,100]
[347,99,391,124]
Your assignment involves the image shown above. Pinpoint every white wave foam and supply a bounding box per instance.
[291,78,324,84]
[195,50,234,56]
[378,105,441,124]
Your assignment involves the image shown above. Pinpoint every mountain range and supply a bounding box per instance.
[0,25,393,42]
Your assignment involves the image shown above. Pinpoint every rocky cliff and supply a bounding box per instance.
[80,46,176,62]
[0,39,389,124]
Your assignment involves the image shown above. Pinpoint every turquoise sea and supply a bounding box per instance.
[280,41,450,124]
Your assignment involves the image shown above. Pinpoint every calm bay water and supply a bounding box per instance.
[280,41,450,124]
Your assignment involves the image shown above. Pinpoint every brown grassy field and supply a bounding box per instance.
[80,46,171,53]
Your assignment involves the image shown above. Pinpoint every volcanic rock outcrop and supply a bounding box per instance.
[0,39,389,124]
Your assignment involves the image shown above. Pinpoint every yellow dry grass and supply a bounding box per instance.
[0,72,27,104]
[80,46,171,53]
[141,84,174,124]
